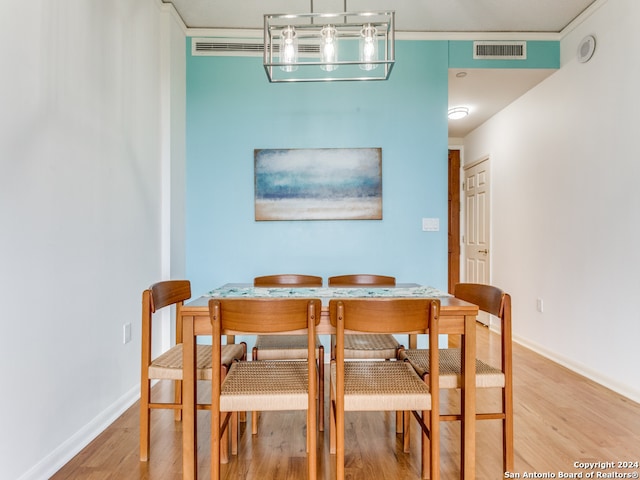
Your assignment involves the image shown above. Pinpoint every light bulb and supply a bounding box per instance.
[359,24,378,71]
[279,26,298,72]
[320,25,338,72]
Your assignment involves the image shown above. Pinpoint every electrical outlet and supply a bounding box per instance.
[123,323,132,344]
[536,298,544,313]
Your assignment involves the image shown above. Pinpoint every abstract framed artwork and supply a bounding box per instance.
[254,148,382,221]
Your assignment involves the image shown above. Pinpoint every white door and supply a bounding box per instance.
[463,158,491,323]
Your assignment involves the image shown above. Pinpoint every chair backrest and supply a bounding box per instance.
[149,280,191,312]
[329,298,439,335]
[210,298,322,335]
[254,274,323,287]
[453,283,504,317]
[328,274,396,287]
[454,282,512,374]
[141,280,191,368]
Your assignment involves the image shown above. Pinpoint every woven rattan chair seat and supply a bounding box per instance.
[330,360,431,411]
[253,334,323,360]
[402,348,505,389]
[343,334,400,359]
[148,343,245,381]
[220,360,310,411]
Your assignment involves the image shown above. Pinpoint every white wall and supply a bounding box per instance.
[464,0,640,402]
[0,1,185,479]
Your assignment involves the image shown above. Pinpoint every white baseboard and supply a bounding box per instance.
[17,385,140,480]
[513,334,640,404]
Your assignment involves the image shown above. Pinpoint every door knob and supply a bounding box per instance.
[478,249,488,254]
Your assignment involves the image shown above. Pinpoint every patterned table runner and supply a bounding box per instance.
[206,285,450,299]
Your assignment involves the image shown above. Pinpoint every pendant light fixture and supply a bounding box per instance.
[263,8,395,83]
[359,24,378,71]
[320,25,339,72]
[279,26,299,72]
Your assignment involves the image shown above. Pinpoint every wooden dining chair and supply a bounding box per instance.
[209,298,320,480]
[139,280,246,461]
[252,274,325,431]
[327,274,402,360]
[399,283,514,473]
[329,298,441,480]
[254,274,323,288]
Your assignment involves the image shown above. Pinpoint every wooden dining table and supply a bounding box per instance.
[180,284,479,480]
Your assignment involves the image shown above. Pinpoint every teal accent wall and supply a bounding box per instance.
[186,40,449,296]
[449,40,560,69]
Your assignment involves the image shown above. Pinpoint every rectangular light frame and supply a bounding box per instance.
[263,11,395,83]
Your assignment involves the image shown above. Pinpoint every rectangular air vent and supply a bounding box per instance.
[192,37,319,57]
[192,37,263,57]
[473,41,527,60]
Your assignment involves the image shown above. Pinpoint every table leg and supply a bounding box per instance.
[460,314,477,479]
[182,315,197,480]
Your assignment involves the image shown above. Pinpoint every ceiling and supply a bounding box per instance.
[164,0,599,137]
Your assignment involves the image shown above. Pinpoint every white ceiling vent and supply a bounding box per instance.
[473,41,527,60]
[192,37,320,57]
[192,37,263,57]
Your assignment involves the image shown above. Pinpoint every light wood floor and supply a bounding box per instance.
[52,325,640,479]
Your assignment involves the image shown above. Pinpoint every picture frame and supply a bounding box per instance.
[254,148,382,221]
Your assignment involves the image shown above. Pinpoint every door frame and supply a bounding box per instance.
[448,149,461,294]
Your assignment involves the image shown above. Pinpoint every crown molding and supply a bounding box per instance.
[560,0,608,39]
[159,0,604,43]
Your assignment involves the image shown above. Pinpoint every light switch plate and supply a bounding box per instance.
[422,218,440,232]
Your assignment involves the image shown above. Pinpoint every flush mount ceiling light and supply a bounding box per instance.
[263,10,395,82]
[448,106,469,120]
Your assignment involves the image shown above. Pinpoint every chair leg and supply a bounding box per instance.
[421,411,429,479]
[211,409,221,480]
[174,379,182,421]
[251,347,259,434]
[336,378,344,480]
[305,408,310,452]
[430,407,440,480]
[239,344,247,423]
[335,397,344,480]
[330,335,335,362]
[329,380,336,454]
[219,365,233,461]
[419,404,438,479]
[220,413,229,464]
[220,413,238,463]
[252,411,259,434]
[318,345,325,432]
[139,380,151,461]
[231,411,239,455]
[308,406,317,480]
[403,411,411,453]
[503,386,514,472]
